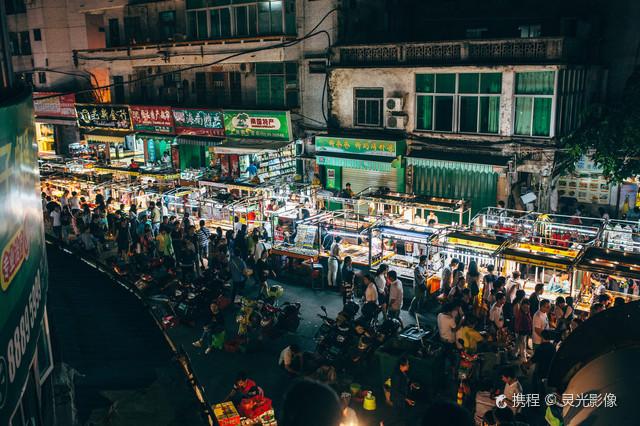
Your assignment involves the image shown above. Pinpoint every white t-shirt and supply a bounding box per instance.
[330,241,341,258]
[532,310,549,344]
[60,196,68,207]
[234,221,243,236]
[50,210,61,227]
[69,196,81,210]
[278,346,293,366]
[504,380,523,413]
[489,303,504,329]
[437,312,457,344]
[374,274,386,294]
[389,279,403,311]
[505,279,520,301]
[365,282,378,304]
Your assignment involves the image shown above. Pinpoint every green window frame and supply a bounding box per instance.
[256,62,298,108]
[514,71,555,137]
[354,88,384,127]
[416,72,501,133]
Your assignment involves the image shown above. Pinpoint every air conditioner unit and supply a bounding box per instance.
[386,115,407,129]
[385,97,403,112]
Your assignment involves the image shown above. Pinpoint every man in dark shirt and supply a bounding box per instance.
[390,356,415,425]
[529,283,544,316]
[525,330,556,395]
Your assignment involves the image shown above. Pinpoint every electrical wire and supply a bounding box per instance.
[36,8,339,102]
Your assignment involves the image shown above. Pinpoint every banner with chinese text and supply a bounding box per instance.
[223,110,292,141]
[75,104,131,130]
[33,92,76,118]
[172,108,224,137]
[130,105,174,134]
[315,136,404,158]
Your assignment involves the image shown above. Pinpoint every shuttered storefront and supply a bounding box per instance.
[409,158,498,216]
[342,167,399,195]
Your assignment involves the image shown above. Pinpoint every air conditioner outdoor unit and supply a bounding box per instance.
[385,97,403,111]
[386,115,407,129]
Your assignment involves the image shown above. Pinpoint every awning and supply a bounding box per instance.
[176,135,223,147]
[35,116,77,126]
[407,157,499,172]
[83,129,132,143]
[576,247,640,279]
[316,152,395,172]
[213,139,293,155]
[407,143,510,168]
[499,243,578,270]
[443,231,506,252]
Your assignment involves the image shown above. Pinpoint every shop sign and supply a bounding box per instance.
[516,243,578,259]
[173,108,224,137]
[75,104,131,130]
[223,110,292,141]
[447,237,499,252]
[33,92,76,118]
[130,105,174,134]
[502,254,570,271]
[0,94,48,424]
[315,136,402,158]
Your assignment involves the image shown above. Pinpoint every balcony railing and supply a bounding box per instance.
[332,37,585,66]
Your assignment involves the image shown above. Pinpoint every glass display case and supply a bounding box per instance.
[601,220,640,253]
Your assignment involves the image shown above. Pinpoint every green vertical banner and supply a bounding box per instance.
[0,90,48,424]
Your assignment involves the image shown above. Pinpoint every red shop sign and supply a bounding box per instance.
[130,105,174,134]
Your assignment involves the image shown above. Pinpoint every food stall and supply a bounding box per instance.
[270,209,320,260]
[369,222,442,280]
[572,246,640,311]
[600,220,640,253]
[163,187,202,217]
[495,241,580,300]
[471,207,537,238]
[359,187,471,225]
[529,213,602,247]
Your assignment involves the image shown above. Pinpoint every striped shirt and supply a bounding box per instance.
[196,226,211,248]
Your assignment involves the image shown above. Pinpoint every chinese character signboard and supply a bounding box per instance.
[75,104,131,130]
[315,136,404,158]
[33,92,77,118]
[172,108,224,137]
[223,110,292,141]
[130,105,174,134]
[0,92,48,425]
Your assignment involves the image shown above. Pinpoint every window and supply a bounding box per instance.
[33,29,42,41]
[38,72,46,84]
[354,88,384,127]
[466,28,487,38]
[5,0,26,15]
[159,11,177,41]
[514,71,555,137]
[19,31,31,55]
[112,76,125,103]
[186,1,291,40]
[8,32,19,55]
[416,73,502,134]
[108,18,120,47]
[124,16,142,44]
[256,62,298,108]
[519,24,541,38]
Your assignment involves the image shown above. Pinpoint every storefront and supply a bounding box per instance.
[173,108,225,178]
[33,92,78,156]
[130,105,174,167]
[315,134,406,195]
[215,110,296,184]
[75,104,134,164]
[407,151,508,217]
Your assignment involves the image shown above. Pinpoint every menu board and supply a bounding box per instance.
[294,224,317,249]
[557,156,612,205]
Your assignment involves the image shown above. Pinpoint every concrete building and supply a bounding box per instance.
[319,0,608,215]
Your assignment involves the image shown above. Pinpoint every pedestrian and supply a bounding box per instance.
[466,260,480,303]
[229,248,248,299]
[409,255,428,314]
[441,258,459,296]
[115,219,131,262]
[196,219,211,267]
[390,356,416,426]
[532,299,550,350]
[514,298,532,361]
[340,256,355,305]
[50,204,62,238]
[481,264,497,306]
[528,283,544,315]
[388,270,403,319]
[327,236,342,288]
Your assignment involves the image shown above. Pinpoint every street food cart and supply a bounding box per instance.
[471,207,536,238]
[369,222,442,280]
[359,187,471,225]
[573,246,640,311]
[495,241,580,300]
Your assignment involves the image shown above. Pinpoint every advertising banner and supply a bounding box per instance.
[130,105,174,134]
[172,108,224,137]
[223,110,292,141]
[315,136,403,158]
[33,92,76,118]
[75,104,131,130]
[0,91,48,424]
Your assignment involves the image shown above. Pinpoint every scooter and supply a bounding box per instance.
[456,343,480,407]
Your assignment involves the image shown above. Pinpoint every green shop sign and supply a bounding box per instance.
[0,91,48,424]
[223,110,292,141]
[315,136,405,158]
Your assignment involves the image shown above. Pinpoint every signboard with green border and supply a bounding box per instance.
[315,136,405,158]
[0,91,48,424]
[223,110,292,141]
